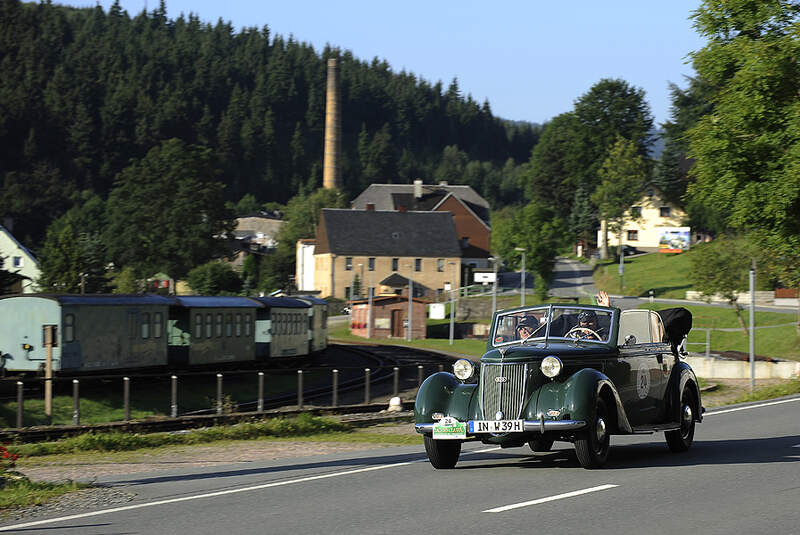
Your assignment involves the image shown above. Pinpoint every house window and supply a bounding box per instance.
[154,312,163,338]
[392,258,399,271]
[437,259,444,272]
[415,258,422,272]
[64,314,75,343]
[660,206,671,217]
[631,206,642,218]
[627,230,639,241]
[141,313,150,339]
[368,258,375,271]
[345,257,353,271]
[12,257,22,268]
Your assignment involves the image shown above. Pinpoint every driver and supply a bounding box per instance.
[516,315,540,340]
[568,310,605,340]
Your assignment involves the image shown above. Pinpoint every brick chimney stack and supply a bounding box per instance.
[323,58,341,190]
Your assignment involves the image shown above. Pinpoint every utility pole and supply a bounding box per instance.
[367,269,373,339]
[515,247,526,307]
[491,257,498,317]
[407,263,414,341]
[449,261,457,345]
[749,260,756,393]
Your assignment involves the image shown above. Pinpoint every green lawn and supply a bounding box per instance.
[594,251,694,298]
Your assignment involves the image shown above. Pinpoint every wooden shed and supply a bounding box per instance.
[349,295,429,340]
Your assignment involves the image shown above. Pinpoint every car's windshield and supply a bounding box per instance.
[492,306,613,346]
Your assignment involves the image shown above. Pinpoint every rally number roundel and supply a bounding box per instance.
[636,362,651,400]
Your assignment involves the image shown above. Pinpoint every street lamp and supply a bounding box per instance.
[407,263,414,341]
[490,257,498,316]
[515,247,526,307]
[449,261,457,345]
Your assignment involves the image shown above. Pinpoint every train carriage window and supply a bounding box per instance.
[235,314,242,336]
[194,314,203,339]
[141,313,150,339]
[244,314,251,336]
[323,309,328,328]
[216,313,223,337]
[64,314,75,343]
[226,314,233,337]
[154,312,163,338]
[205,314,213,338]
[296,313,301,334]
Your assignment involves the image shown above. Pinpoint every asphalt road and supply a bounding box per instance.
[3,395,800,534]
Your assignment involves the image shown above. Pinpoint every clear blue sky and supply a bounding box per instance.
[61,0,706,127]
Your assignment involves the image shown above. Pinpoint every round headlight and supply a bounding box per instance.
[540,356,563,378]
[453,359,475,381]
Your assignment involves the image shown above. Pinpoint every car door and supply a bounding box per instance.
[615,310,662,426]
[648,311,674,421]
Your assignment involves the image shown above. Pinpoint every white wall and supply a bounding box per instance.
[295,241,316,292]
[0,227,39,293]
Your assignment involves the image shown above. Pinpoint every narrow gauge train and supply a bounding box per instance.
[0,294,328,374]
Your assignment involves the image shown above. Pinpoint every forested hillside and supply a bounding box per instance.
[0,0,538,248]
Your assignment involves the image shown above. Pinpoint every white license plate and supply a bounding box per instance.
[468,419,525,433]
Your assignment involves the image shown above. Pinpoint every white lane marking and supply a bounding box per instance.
[704,396,800,416]
[483,484,618,513]
[0,459,419,532]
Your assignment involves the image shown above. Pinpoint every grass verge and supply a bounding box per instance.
[729,378,800,404]
[1,476,89,513]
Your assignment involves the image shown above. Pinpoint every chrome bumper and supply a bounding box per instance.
[415,419,587,435]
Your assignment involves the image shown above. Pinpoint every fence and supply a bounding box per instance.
[1,362,445,430]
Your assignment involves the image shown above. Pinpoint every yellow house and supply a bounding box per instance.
[597,184,688,252]
[303,208,462,301]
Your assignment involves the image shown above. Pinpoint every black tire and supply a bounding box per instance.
[665,387,696,452]
[423,435,461,469]
[574,397,611,469]
[528,438,554,452]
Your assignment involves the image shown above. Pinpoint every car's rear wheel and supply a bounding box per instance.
[423,435,461,469]
[574,397,611,469]
[528,438,554,452]
[665,387,696,452]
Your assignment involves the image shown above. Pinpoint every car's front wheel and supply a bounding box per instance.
[423,435,461,469]
[665,387,696,452]
[574,397,611,469]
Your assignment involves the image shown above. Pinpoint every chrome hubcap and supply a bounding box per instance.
[595,417,607,443]
[682,404,693,434]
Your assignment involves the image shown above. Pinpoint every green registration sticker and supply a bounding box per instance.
[432,416,467,440]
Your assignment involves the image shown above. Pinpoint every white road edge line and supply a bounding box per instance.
[483,484,619,513]
[0,444,504,532]
[704,396,800,416]
[0,459,420,532]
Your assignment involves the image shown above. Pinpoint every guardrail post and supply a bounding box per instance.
[332,369,339,408]
[297,370,304,410]
[171,375,178,418]
[705,329,711,359]
[216,373,223,415]
[16,381,23,428]
[72,379,80,426]
[418,365,424,388]
[257,372,264,412]
[364,368,370,404]
[123,377,130,421]
[393,367,399,397]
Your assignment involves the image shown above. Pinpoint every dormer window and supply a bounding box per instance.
[660,206,671,218]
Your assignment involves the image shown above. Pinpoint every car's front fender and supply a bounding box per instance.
[414,372,478,423]
[532,368,633,434]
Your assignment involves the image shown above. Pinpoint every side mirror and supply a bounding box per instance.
[623,334,636,346]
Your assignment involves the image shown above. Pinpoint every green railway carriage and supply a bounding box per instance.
[295,296,329,354]
[250,297,313,358]
[415,304,701,469]
[0,294,173,373]
[168,296,259,366]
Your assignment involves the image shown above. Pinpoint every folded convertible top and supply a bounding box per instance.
[656,307,693,348]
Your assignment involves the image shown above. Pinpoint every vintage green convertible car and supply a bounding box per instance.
[414,304,702,469]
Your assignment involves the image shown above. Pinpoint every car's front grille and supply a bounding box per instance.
[480,363,528,420]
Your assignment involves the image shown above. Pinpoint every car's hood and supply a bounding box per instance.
[481,342,618,363]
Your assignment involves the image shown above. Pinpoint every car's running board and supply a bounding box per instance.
[631,422,681,434]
